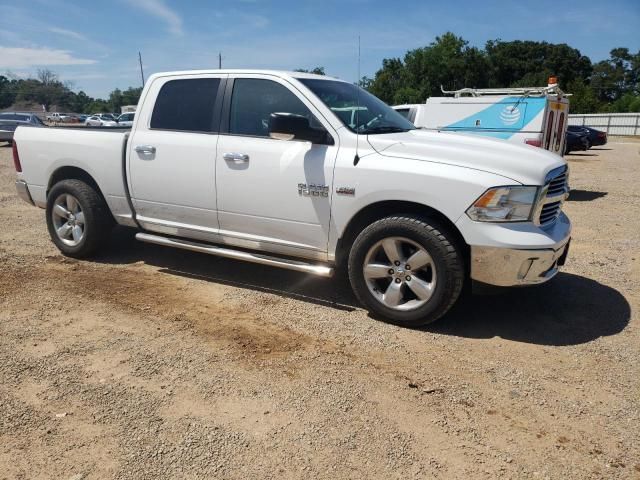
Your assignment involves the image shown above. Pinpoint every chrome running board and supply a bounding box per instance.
[135,233,334,277]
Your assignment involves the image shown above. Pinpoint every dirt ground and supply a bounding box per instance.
[0,139,638,480]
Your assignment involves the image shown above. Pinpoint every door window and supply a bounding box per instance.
[151,78,220,132]
[229,79,316,137]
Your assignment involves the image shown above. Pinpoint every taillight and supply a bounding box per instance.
[525,139,542,147]
[12,141,22,172]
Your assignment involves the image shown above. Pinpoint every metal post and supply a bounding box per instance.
[138,51,145,87]
[634,114,639,136]
[606,115,611,135]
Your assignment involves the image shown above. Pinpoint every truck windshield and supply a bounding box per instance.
[298,79,415,135]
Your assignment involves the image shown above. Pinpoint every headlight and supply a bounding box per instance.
[466,186,538,222]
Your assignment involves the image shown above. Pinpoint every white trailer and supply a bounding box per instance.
[394,82,570,156]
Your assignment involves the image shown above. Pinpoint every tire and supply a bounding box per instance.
[46,179,114,258]
[348,215,464,327]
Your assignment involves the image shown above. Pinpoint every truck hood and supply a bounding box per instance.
[366,129,565,185]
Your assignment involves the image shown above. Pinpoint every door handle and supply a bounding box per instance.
[223,152,249,163]
[135,145,156,154]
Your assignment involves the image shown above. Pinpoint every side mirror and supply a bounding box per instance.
[269,113,333,145]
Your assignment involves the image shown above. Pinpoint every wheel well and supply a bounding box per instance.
[335,201,469,268]
[48,167,101,195]
[47,167,112,219]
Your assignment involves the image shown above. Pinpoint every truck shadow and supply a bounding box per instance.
[99,228,630,347]
[567,189,608,202]
[428,275,630,346]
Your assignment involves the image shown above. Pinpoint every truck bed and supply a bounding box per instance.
[14,126,135,225]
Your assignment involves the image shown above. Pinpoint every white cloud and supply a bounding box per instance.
[0,47,96,68]
[48,27,87,41]
[126,0,183,36]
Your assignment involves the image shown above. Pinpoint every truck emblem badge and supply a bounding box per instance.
[298,183,329,197]
[336,186,356,196]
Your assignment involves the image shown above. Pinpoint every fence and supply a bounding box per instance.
[568,113,640,136]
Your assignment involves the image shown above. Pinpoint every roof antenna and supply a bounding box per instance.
[354,35,361,166]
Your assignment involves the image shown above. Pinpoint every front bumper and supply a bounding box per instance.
[15,180,35,206]
[463,212,572,287]
[471,237,570,286]
[0,130,13,142]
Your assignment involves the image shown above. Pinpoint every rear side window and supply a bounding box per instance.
[151,78,220,132]
[229,79,314,137]
[395,108,410,119]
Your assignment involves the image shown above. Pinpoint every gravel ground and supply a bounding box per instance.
[0,140,639,479]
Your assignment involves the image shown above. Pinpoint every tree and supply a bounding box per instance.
[590,48,639,104]
[566,78,600,114]
[109,88,123,112]
[368,33,490,104]
[368,58,406,104]
[294,67,325,75]
[485,40,592,90]
[0,75,17,109]
[120,87,143,107]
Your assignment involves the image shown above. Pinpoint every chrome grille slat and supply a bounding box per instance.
[538,166,568,227]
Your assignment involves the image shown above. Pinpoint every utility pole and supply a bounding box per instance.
[138,51,145,87]
[218,52,222,69]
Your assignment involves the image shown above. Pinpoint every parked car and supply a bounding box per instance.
[91,113,117,121]
[567,125,607,148]
[564,130,590,154]
[84,115,118,127]
[0,112,44,145]
[13,69,571,327]
[116,112,135,127]
[46,112,71,123]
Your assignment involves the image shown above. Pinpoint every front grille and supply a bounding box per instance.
[547,170,568,197]
[538,166,568,227]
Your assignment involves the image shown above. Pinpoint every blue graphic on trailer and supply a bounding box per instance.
[442,97,546,139]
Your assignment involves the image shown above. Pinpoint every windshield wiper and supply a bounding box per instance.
[360,126,412,134]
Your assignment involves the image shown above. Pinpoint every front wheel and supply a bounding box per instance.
[46,179,114,258]
[348,215,465,327]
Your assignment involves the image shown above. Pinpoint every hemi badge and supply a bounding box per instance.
[336,187,355,196]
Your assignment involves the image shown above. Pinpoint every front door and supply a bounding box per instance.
[216,76,338,259]
[128,74,225,239]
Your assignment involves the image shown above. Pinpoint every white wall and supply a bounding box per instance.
[568,113,640,136]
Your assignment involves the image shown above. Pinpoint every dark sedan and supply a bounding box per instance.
[0,113,45,145]
[564,129,590,154]
[567,125,607,148]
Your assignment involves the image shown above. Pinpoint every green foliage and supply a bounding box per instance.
[366,34,639,113]
[0,69,143,114]
[294,67,325,75]
[566,79,600,114]
[485,40,591,90]
[0,75,17,109]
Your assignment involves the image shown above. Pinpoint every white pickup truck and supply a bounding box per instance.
[13,70,571,326]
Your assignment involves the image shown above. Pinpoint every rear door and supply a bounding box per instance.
[128,74,225,240]
[543,97,569,154]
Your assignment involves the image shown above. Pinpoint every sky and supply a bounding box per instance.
[1,0,639,99]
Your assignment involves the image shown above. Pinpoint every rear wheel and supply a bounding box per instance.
[46,179,114,258]
[348,215,465,327]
